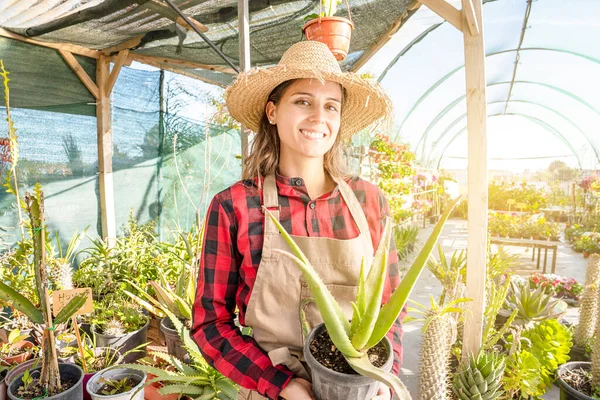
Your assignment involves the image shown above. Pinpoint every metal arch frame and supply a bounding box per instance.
[416,82,600,162]
[433,113,584,169]
[389,47,600,142]
[427,99,597,162]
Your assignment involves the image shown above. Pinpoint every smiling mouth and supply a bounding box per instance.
[300,129,326,140]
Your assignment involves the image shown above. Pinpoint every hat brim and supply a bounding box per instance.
[225,66,393,140]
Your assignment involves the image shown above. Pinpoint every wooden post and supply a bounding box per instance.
[238,0,250,161]
[96,55,117,245]
[461,0,487,357]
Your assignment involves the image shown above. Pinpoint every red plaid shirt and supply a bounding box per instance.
[191,174,405,400]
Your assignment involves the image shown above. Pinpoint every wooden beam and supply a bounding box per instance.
[0,27,101,59]
[418,0,463,32]
[463,0,480,36]
[106,49,129,95]
[127,52,237,74]
[351,11,410,72]
[146,0,209,33]
[461,0,487,358]
[238,0,250,161]
[58,50,100,99]
[96,55,117,246]
[132,56,227,87]
[101,35,144,55]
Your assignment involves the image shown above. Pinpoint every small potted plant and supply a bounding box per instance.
[90,304,149,364]
[263,196,462,399]
[0,330,36,366]
[86,368,146,400]
[2,188,87,400]
[303,0,354,61]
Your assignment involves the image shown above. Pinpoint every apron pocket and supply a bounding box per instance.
[300,283,357,339]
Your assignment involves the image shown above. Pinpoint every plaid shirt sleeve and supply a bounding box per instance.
[373,187,406,376]
[191,194,293,400]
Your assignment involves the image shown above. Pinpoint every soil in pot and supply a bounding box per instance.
[309,328,387,374]
[557,362,595,399]
[7,363,83,400]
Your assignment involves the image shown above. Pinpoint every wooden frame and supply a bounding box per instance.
[417,0,487,356]
[238,0,250,161]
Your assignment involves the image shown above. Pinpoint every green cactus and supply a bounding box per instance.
[452,351,505,400]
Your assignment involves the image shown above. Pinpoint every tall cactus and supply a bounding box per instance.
[574,254,600,347]
[0,185,86,396]
[26,188,61,393]
[419,312,456,400]
[592,285,600,389]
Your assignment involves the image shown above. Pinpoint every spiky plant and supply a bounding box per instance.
[503,280,565,325]
[103,319,126,337]
[452,350,505,400]
[574,254,600,347]
[0,186,86,396]
[411,296,469,400]
[592,287,600,389]
[263,197,461,399]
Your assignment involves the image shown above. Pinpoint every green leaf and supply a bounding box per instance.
[366,196,463,349]
[216,379,238,399]
[53,294,87,325]
[159,385,204,395]
[345,355,412,399]
[0,281,43,324]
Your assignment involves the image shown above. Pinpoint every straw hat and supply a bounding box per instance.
[225,41,393,140]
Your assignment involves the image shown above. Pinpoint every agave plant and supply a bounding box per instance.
[0,186,86,395]
[452,350,505,400]
[264,195,462,398]
[119,309,237,399]
[503,280,567,325]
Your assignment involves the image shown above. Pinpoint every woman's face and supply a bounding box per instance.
[266,79,342,162]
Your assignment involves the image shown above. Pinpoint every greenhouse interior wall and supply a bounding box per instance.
[0,38,241,251]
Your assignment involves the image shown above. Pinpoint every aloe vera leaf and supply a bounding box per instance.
[53,294,87,325]
[158,385,204,396]
[351,248,388,350]
[123,290,166,318]
[273,249,362,358]
[150,281,181,318]
[345,355,412,400]
[350,258,367,337]
[366,196,462,349]
[265,208,350,334]
[0,281,43,324]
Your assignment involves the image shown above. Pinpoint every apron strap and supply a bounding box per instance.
[333,177,372,238]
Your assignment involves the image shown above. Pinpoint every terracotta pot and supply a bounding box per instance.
[584,251,590,259]
[1,341,35,366]
[302,17,354,61]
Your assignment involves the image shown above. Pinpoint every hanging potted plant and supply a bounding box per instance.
[264,196,462,400]
[1,187,87,400]
[303,0,354,61]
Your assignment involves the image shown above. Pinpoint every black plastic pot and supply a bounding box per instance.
[304,323,393,400]
[569,346,590,362]
[91,318,149,363]
[1,370,7,400]
[160,317,190,362]
[556,362,594,400]
[7,363,84,400]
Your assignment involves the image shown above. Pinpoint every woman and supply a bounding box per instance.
[191,41,405,400]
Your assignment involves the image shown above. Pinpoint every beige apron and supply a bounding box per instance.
[238,174,374,400]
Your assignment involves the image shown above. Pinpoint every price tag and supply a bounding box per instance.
[52,288,93,316]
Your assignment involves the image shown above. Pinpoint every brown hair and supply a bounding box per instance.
[242,79,350,182]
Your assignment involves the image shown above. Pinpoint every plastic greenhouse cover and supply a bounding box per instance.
[361,0,600,171]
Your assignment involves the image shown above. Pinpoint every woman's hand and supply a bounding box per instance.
[371,383,392,400]
[279,378,315,400]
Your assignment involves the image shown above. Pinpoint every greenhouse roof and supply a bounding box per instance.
[362,0,600,170]
[0,0,416,88]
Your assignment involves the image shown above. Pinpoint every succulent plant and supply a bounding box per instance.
[264,196,462,398]
[452,351,505,400]
[574,254,600,347]
[503,280,565,325]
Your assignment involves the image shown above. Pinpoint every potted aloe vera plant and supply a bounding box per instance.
[264,196,462,400]
[1,187,87,400]
[303,0,354,61]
